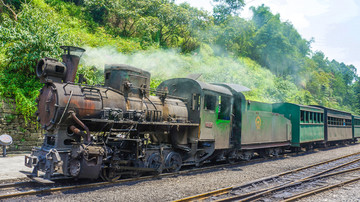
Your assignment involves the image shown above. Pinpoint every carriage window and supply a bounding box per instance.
[218,96,231,120]
[300,111,305,123]
[305,112,309,123]
[321,114,324,123]
[345,119,351,126]
[204,94,216,111]
[355,119,360,125]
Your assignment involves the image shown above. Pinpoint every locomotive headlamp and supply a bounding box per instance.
[36,58,67,83]
[36,46,86,84]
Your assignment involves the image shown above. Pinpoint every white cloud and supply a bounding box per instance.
[241,0,330,31]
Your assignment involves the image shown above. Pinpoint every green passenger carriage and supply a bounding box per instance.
[272,103,325,148]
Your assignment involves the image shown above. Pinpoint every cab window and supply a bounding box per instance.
[204,94,216,111]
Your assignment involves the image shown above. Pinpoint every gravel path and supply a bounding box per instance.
[10,144,360,202]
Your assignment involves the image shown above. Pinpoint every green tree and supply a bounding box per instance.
[208,16,255,56]
[106,0,159,38]
[0,0,23,20]
[212,0,245,24]
[83,0,113,24]
[250,5,310,76]
[0,3,78,123]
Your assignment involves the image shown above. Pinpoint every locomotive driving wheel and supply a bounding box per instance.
[101,167,121,182]
[165,152,182,172]
[147,153,163,174]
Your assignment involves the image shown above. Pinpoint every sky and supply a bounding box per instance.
[176,0,360,74]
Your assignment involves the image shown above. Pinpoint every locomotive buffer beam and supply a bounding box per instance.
[21,171,56,184]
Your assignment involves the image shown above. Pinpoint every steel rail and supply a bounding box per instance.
[216,158,360,202]
[0,181,34,189]
[0,155,284,200]
[0,174,161,200]
[231,163,360,202]
[174,151,360,202]
[282,175,360,202]
[1,147,358,200]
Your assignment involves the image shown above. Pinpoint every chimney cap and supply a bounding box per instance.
[60,46,86,55]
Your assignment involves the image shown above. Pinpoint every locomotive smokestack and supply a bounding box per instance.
[60,46,86,83]
[63,54,80,83]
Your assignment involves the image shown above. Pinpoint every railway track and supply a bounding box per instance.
[175,151,360,202]
[0,148,357,200]
[0,152,287,200]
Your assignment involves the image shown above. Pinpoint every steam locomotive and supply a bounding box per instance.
[25,46,359,182]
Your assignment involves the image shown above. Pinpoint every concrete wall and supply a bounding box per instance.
[0,101,43,154]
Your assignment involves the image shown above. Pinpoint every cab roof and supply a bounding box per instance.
[159,78,232,96]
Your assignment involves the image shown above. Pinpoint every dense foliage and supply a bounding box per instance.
[0,0,359,124]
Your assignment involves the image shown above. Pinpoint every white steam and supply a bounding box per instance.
[81,46,191,79]
[79,45,299,103]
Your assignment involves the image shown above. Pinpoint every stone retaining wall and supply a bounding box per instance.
[0,100,44,154]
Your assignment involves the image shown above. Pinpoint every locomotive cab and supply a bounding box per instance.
[157,78,235,163]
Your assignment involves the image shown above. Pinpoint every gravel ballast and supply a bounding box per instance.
[299,180,360,202]
[19,144,360,202]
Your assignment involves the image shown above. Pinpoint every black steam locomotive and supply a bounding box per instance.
[25,46,221,181]
[25,46,358,182]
